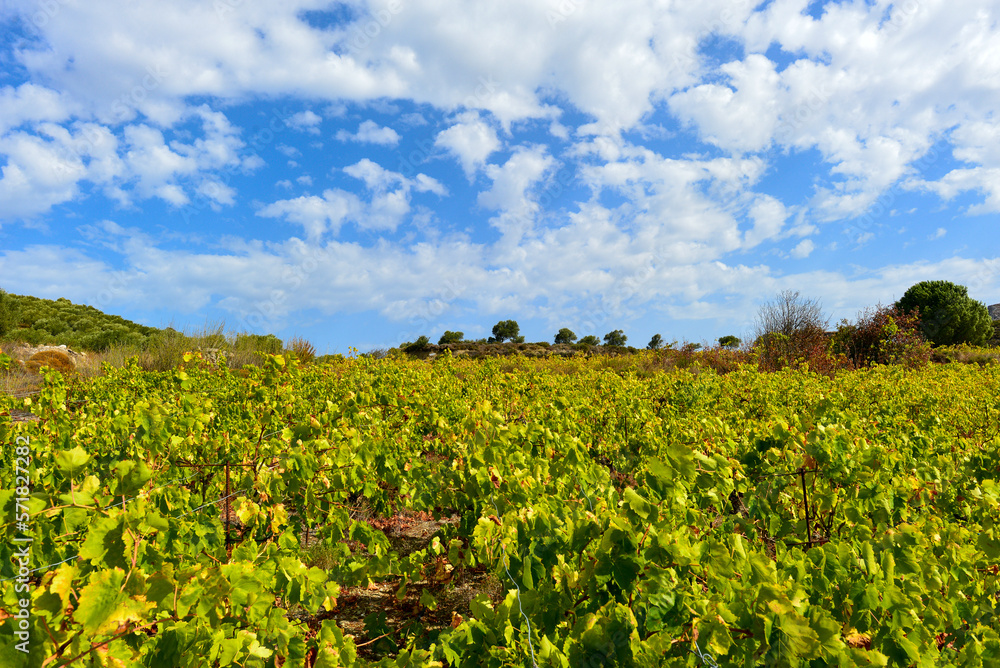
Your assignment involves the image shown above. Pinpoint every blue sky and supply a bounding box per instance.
[0,0,998,353]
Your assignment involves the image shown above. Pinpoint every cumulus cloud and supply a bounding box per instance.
[790,239,815,259]
[259,158,447,238]
[287,111,323,133]
[435,112,501,178]
[335,120,400,145]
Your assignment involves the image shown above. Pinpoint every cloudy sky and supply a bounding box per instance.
[1,0,998,352]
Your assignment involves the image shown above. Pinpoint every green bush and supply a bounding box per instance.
[234,333,283,354]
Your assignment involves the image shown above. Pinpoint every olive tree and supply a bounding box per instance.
[491,320,520,343]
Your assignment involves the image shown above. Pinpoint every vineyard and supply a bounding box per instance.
[1,351,999,667]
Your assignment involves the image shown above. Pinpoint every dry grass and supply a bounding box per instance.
[25,349,76,375]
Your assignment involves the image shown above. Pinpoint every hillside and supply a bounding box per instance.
[0,292,162,351]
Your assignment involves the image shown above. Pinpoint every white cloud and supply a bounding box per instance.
[790,239,815,259]
[257,190,361,240]
[669,54,780,153]
[261,159,447,237]
[435,112,501,178]
[0,83,74,135]
[287,111,323,133]
[335,120,400,146]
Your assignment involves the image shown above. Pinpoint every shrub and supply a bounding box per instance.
[554,328,577,345]
[832,305,930,368]
[578,335,600,346]
[287,336,317,364]
[0,289,20,338]
[896,280,993,346]
[234,333,283,355]
[754,329,840,375]
[25,349,75,375]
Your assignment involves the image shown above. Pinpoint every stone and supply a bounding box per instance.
[990,303,1000,320]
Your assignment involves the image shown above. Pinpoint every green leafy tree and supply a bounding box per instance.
[0,289,21,338]
[578,335,600,346]
[403,335,430,352]
[603,330,627,347]
[554,328,577,344]
[718,335,741,349]
[438,330,464,345]
[896,280,993,346]
[647,334,663,350]
[491,320,520,343]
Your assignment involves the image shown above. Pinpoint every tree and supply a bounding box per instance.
[603,330,627,347]
[554,328,577,344]
[896,280,993,346]
[0,289,20,338]
[438,330,464,345]
[403,335,430,352]
[647,334,663,350]
[491,320,520,343]
[752,291,832,372]
[718,335,741,349]
[753,290,827,341]
[578,335,600,346]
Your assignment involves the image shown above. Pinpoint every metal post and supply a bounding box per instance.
[225,461,231,556]
[800,468,812,549]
